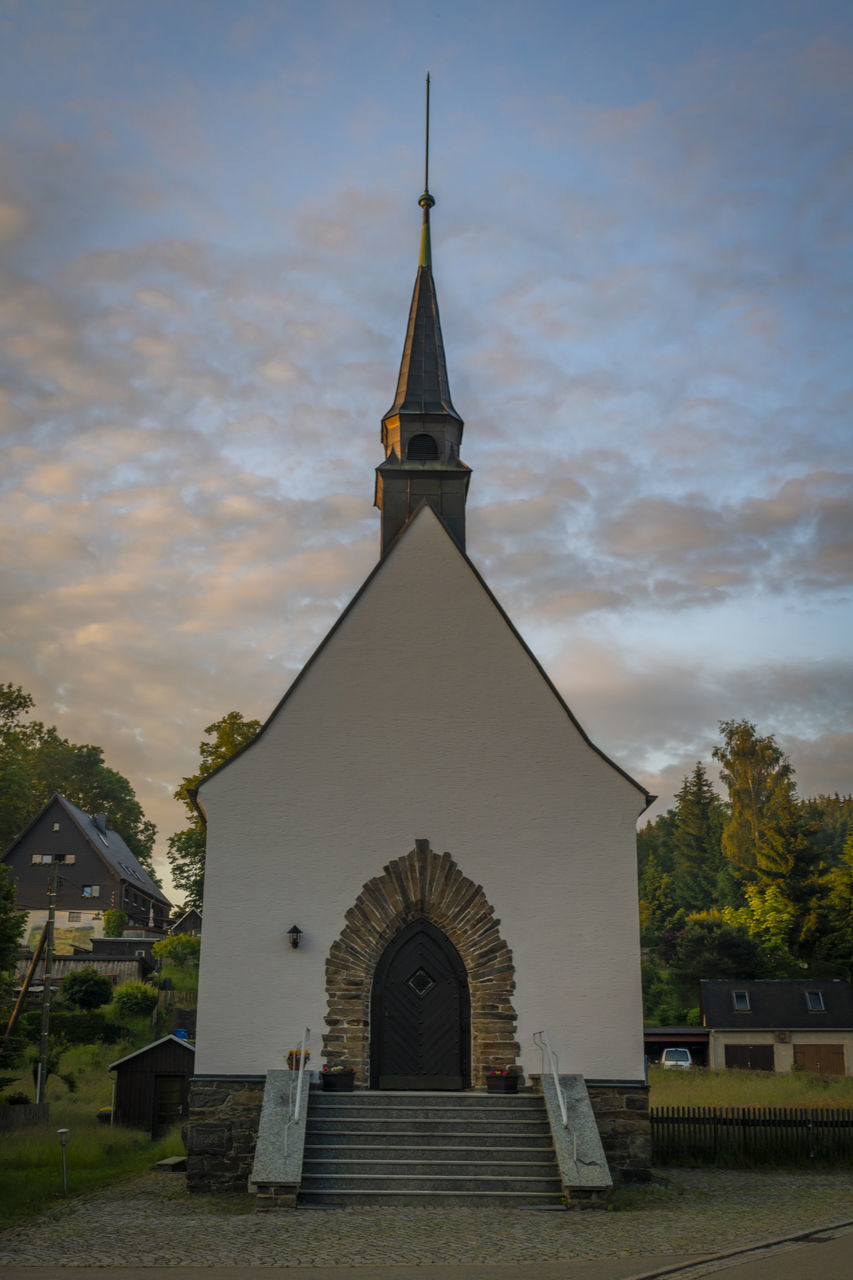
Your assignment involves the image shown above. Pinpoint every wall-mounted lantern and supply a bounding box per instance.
[287,924,303,950]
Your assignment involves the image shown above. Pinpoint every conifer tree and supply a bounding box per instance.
[670,761,726,913]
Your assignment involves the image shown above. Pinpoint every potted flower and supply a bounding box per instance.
[486,1067,519,1094]
[286,1048,310,1071]
[322,1063,356,1092]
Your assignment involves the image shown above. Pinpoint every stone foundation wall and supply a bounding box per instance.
[184,1076,265,1193]
[587,1082,651,1182]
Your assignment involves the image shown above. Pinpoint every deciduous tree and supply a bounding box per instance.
[166,711,261,909]
[59,968,114,1011]
[0,684,158,881]
[712,719,795,875]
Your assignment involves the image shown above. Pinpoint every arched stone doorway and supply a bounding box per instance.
[370,919,470,1089]
[324,840,519,1088]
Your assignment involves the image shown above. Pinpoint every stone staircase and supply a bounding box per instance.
[298,1090,565,1206]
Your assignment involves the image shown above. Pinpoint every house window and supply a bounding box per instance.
[67,911,81,922]
[82,885,101,898]
[32,854,52,864]
[52,823,60,831]
[806,990,825,1012]
[732,990,751,1011]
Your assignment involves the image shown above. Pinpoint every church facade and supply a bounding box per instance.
[187,167,653,1193]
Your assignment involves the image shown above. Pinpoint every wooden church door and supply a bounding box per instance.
[370,919,470,1090]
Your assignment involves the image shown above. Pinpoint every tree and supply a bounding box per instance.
[817,830,853,968]
[638,852,677,945]
[0,684,159,881]
[103,909,127,937]
[0,864,26,1016]
[668,913,770,988]
[670,761,727,913]
[167,711,261,909]
[712,720,796,875]
[59,967,114,1011]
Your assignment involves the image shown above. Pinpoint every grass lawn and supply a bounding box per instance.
[0,1041,184,1228]
[649,1064,853,1109]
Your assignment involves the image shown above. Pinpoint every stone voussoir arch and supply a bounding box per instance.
[324,839,519,1086]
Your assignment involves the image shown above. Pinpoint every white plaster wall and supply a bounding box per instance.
[195,508,648,1081]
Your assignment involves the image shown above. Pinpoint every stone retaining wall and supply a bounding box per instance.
[587,1082,651,1182]
[184,1076,265,1193]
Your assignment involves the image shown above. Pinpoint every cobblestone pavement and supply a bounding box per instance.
[0,1169,851,1269]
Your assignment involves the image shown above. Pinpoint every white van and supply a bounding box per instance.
[660,1047,692,1070]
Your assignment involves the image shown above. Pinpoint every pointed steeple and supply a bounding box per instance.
[375,76,471,556]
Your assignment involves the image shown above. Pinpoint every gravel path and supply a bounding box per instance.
[1,1169,851,1268]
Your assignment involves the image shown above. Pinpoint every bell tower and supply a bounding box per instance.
[374,76,471,555]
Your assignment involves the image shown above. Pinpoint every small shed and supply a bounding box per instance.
[109,1035,195,1137]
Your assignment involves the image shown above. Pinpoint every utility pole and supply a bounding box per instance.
[36,856,62,1104]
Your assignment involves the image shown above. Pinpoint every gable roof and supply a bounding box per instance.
[195,504,654,812]
[2,793,170,908]
[701,979,853,1029]
[109,1034,195,1070]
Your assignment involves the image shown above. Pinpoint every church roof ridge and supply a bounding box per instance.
[193,507,654,815]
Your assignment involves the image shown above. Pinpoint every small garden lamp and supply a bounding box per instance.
[287,924,303,950]
[57,1128,69,1195]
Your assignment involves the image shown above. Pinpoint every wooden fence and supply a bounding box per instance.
[651,1106,853,1166]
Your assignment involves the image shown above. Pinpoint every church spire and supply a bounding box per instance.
[375,75,471,556]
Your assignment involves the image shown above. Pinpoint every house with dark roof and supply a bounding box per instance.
[700,979,853,1075]
[1,793,171,951]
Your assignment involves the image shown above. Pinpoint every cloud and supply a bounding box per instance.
[1,5,851,894]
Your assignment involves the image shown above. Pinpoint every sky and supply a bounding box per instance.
[1,0,851,901]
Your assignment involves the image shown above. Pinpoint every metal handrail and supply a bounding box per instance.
[283,1027,310,1159]
[533,1029,568,1129]
[293,1027,310,1122]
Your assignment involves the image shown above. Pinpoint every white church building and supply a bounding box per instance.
[186,158,654,1203]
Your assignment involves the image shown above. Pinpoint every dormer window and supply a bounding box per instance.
[806,990,825,1012]
[732,990,750,1011]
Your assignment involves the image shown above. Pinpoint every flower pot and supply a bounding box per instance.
[322,1072,355,1092]
[486,1074,518,1093]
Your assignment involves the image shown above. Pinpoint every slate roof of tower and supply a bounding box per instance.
[383,262,463,426]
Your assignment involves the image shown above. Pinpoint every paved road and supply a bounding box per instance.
[1,1233,853,1280]
[1,1168,851,1278]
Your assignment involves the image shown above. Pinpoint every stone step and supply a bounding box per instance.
[306,1102,545,1114]
[298,1189,566,1207]
[309,1092,542,1112]
[300,1172,563,1194]
[305,1132,556,1151]
[303,1155,560,1176]
[309,1089,542,1104]
[307,1116,550,1135]
[297,1091,564,1207]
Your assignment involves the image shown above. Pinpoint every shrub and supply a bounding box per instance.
[48,1012,127,1046]
[103,909,127,938]
[60,968,114,1011]
[152,934,200,966]
[113,982,158,1018]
